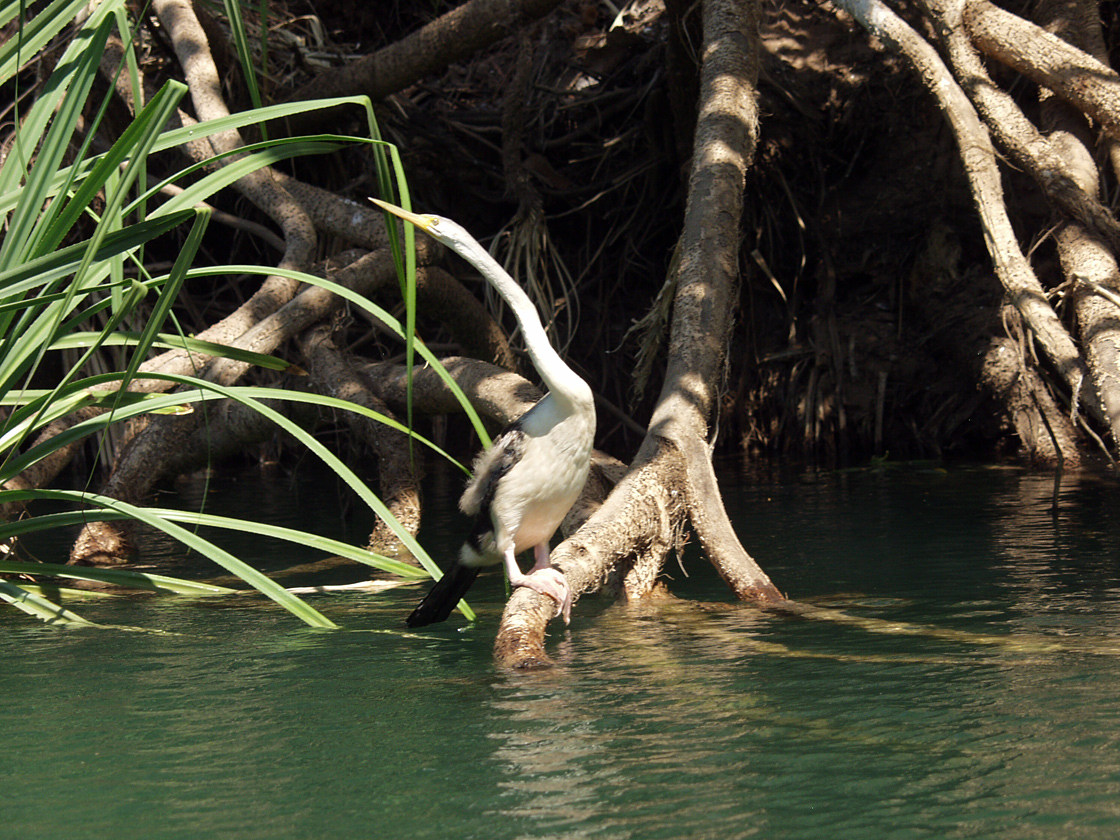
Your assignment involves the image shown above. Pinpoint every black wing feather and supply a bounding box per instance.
[459,421,527,517]
[405,562,481,627]
[406,405,540,627]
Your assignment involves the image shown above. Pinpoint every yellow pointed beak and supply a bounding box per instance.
[369,198,436,232]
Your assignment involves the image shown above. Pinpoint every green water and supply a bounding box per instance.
[4,464,1120,839]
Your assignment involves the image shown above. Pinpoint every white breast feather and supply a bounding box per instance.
[460,394,593,560]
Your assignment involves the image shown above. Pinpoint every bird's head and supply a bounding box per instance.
[369,198,466,250]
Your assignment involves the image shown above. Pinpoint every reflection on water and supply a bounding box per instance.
[4,463,1120,838]
[489,605,776,840]
[488,611,1120,839]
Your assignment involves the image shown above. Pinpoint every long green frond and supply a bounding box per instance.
[0,578,94,626]
[0,558,236,595]
[0,489,338,628]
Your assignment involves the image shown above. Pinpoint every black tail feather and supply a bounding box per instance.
[406,562,481,628]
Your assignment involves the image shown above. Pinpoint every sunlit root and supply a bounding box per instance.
[154,0,316,282]
[1049,162,1120,448]
[300,325,421,551]
[981,333,1080,467]
[370,358,543,425]
[963,0,1120,142]
[494,0,783,668]
[1069,245,1120,444]
[1033,5,1120,451]
[833,0,1100,443]
[918,0,1120,255]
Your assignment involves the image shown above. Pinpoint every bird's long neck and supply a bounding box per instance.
[461,238,593,412]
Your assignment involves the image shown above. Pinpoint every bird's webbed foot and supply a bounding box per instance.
[517,567,572,625]
[504,544,572,624]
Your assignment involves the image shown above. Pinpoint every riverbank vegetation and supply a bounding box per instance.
[4,0,1120,663]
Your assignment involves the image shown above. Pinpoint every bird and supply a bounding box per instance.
[371,198,596,629]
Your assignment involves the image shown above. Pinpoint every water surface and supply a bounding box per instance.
[4,463,1120,838]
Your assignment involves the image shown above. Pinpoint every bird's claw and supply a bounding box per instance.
[517,567,572,625]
